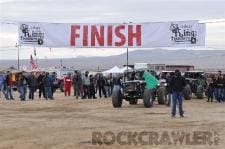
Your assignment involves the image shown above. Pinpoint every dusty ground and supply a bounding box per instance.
[0,91,225,149]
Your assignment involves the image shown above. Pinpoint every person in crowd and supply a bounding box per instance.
[0,72,7,99]
[27,72,37,100]
[42,72,53,100]
[105,77,110,97]
[82,71,90,99]
[166,72,174,104]
[89,74,97,99]
[64,73,72,96]
[220,75,225,102]
[73,71,82,99]
[170,69,186,117]
[206,77,214,102]
[218,70,222,77]
[37,72,46,98]
[5,71,14,100]
[216,70,224,102]
[73,71,78,97]
[97,74,107,98]
[160,73,166,80]
[214,74,223,102]
[109,73,114,96]
[18,73,28,101]
[77,72,83,98]
[50,72,57,97]
[213,75,219,102]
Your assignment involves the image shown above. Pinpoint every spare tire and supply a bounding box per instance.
[112,89,123,108]
[183,84,192,100]
[157,87,166,104]
[196,85,204,99]
[143,89,153,108]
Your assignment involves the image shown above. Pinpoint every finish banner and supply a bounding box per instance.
[18,21,205,48]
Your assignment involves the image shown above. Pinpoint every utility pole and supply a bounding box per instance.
[126,47,128,71]
[126,21,133,71]
[16,43,20,70]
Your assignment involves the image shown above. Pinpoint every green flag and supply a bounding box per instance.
[143,71,159,89]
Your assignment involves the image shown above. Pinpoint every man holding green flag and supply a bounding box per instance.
[143,71,159,89]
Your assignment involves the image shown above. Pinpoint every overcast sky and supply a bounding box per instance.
[0,0,225,60]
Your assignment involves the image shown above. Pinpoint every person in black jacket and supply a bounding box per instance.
[218,75,224,102]
[166,72,174,104]
[89,75,97,99]
[214,75,223,102]
[27,72,37,100]
[97,74,107,98]
[18,73,28,101]
[221,75,225,102]
[206,77,214,102]
[42,72,53,100]
[170,69,186,117]
[37,72,45,98]
[73,71,82,99]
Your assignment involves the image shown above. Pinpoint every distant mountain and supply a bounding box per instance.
[1,49,225,70]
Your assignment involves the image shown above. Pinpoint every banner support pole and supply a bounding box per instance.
[16,43,20,70]
[126,47,128,71]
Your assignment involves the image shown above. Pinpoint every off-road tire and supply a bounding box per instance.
[183,84,192,100]
[196,85,204,99]
[143,89,153,108]
[112,89,123,108]
[158,87,166,104]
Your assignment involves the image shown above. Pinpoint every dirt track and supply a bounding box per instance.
[0,91,225,149]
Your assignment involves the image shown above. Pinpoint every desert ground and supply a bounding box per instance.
[0,91,224,149]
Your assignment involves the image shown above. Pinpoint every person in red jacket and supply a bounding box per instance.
[6,71,14,100]
[64,73,72,96]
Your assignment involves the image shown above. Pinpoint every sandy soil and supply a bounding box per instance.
[0,91,224,149]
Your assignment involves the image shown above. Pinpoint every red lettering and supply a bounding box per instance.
[83,25,88,46]
[115,25,126,46]
[128,25,141,46]
[107,25,113,46]
[70,25,80,46]
[91,25,104,46]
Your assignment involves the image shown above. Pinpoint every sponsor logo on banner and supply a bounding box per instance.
[20,24,45,45]
[170,23,197,45]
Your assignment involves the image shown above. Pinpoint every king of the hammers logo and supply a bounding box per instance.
[170,23,197,45]
[20,24,44,45]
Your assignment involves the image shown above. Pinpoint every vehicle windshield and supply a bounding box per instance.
[124,71,145,81]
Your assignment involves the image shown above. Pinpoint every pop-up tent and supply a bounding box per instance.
[120,66,133,72]
[102,66,123,74]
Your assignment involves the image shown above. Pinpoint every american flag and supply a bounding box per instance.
[30,54,37,70]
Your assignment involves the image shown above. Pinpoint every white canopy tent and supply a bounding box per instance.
[102,66,123,75]
[120,66,133,72]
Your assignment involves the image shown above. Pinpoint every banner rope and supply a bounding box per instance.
[1,19,225,25]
